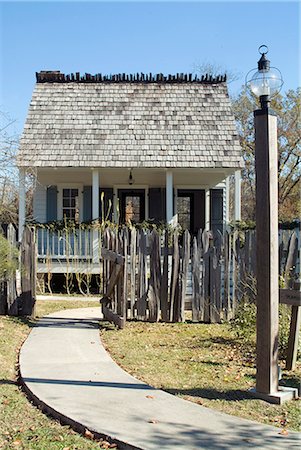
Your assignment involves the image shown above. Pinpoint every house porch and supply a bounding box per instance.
[20,166,241,237]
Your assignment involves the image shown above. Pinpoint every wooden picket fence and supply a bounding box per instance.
[0,225,36,316]
[100,226,300,326]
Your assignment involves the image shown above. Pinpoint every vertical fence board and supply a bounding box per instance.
[169,230,180,322]
[160,231,169,322]
[179,230,190,322]
[122,228,129,319]
[19,227,36,316]
[202,231,210,323]
[210,233,222,323]
[129,228,137,319]
[137,230,148,320]
[116,231,124,316]
[284,232,298,288]
[7,224,17,315]
[148,230,161,322]
[192,236,202,322]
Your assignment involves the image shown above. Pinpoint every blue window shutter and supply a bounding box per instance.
[46,186,57,222]
[149,188,166,223]
[210,189,223,234]
[83,186,92,221]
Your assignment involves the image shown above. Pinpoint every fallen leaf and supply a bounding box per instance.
[148,419,158,424]
[279,429,289,436]
[13,441,22,447]
[146,395,154,399]
[85,429,94,439]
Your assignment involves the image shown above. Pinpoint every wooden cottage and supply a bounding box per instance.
[17,71,243,272]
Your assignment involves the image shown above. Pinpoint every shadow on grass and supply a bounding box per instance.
[8,316,36,328]
[99,320,119,331]
[166,387,254,401]
[0,378,18,386]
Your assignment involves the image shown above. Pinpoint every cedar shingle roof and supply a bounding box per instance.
[18,72,243,169]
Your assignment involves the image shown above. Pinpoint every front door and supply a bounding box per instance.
[119,189,145,224]
[177,189,205,234]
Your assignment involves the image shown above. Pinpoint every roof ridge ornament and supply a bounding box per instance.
[36,71,227,84]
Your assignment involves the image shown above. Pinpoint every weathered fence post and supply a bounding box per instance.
[122,228,129,319]
[169,230,180,322]
[129,227,137,319]
[284,231,298,288]
[0,282,7,315]
[137,230,148,320]
[7,224,18,315]
[19,227,36,317]
[192,232,202,322]
[160,230,169,322]
[202,231,210,323]
[179,230,190,322]
[209,232,222,323]
[148,230,161,322]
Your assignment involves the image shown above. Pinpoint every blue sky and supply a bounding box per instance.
[0,0,300,136]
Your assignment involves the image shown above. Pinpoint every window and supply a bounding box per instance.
[62,188,79,221]
[119,190,145,224]
[125,195,141,223]
[177,194,192,231]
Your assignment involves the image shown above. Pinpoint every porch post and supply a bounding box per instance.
[205,189,210,231]
[92,169,99,220]
[92,169,99,263]
[19,168,26,241]
[166,170,173,224]
[234,170,241,221]
[225,176,230,223]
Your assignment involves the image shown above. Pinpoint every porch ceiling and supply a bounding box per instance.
[36,167,233,188]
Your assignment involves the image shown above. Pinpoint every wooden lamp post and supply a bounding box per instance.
[246,46,297,403]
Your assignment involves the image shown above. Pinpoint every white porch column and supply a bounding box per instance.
[205,189,210,231]
[166,170,173,224]
[92,169,99,220]
[225,176,230,223]
[19,168,26,241]
[234,170,241,221]
[92,169,99,263]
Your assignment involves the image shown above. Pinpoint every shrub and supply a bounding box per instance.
[0,234,18,280]
[230,299,300,361]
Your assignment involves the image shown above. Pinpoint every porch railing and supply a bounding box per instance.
[36,227,101,259]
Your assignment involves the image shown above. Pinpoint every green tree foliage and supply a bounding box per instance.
[232,87,301,221]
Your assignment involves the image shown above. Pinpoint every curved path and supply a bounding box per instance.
[19,307,300,450]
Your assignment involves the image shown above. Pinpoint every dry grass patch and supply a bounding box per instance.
[0,300,113,450]
[101,321,301,432]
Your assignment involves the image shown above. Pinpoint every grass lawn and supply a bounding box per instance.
[0,300,115,450]
[101,320,301,432]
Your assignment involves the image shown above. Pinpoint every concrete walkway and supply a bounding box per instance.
[19,307,300,450]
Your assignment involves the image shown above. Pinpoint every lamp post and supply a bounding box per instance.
[246,46,297,404]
